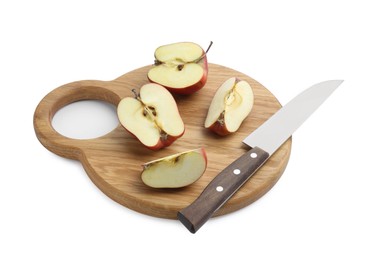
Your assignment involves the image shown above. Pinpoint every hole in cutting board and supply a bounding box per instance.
[52,100,119,139]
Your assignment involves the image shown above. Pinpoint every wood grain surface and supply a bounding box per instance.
[33,64,292,219]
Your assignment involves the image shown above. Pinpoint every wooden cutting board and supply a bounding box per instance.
[33,64,292,219]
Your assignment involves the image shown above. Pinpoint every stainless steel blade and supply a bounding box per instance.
[243,80,343,155]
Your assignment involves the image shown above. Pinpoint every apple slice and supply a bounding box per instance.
[205,77,254,136]
[117,83,185,150]
[141,148,207,188]
[147,42,212,95]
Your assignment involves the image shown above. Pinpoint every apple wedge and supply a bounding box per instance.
[117,83,185,150]
[205,77,254,136]
[141,148,207,188]
[147,42,212,95]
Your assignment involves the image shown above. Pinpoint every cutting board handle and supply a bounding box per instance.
[33,79,132,160]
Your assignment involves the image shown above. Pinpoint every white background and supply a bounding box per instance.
[1,0,389,259]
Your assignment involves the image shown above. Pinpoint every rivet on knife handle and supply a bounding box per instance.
[177,146,269,233]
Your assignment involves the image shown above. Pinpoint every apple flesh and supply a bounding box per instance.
[117,83,185,150]
[141,148,207,188]
[205,77,254,136]
[147,42,212,95]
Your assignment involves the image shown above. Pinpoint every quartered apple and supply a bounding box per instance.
[117,83,185,150]
[147,42,212,95]
[205,77,254,136]
[141,148,207,188]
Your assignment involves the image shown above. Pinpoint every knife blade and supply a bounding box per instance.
[177,80,343,233]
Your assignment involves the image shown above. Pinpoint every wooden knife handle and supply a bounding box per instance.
[177,146,270,233]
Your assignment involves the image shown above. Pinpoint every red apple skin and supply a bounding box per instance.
[206,119,231,136]
[148,56,208,95]
[199,147,208,167]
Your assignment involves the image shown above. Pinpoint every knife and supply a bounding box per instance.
[177,80,343,233]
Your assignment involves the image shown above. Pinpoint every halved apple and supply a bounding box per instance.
[141,148,207,188]
[147,42,212,95]
[205,77,254,136]
[117,83,185,150]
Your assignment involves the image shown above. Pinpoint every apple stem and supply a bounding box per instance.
[205,41,213,54]
[191,41,213,65]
